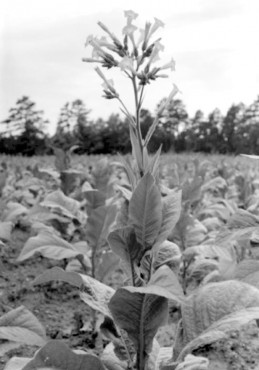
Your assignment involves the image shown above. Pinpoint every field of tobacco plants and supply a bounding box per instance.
[1,152,259,370]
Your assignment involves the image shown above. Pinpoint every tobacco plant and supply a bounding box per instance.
[5,10,259,370]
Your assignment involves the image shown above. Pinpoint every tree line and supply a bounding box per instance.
[1,95,259,156]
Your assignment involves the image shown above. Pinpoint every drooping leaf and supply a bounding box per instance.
[22,340,106,370]
[129,173,162,247]
[40,189,83,222]
[153,240,181,272]
[109,288,168,361]
[126,265,184,303]
[174,280,259,358]
[0,221,12,241]
[33,267,115,317]
[177,307,259,362]
[201,176,227,193]
[17,230,83,262]
[155,190,182,246]
[227,209,259,229]
[3,202,28,222]
[0,306,46,346]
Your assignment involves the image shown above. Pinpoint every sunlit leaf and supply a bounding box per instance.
[17,230,84,262]
[33,267,115,317]
[0,306,46,346]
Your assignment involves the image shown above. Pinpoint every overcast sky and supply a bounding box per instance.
[1,0,259,134]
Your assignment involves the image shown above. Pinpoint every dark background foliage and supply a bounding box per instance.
[1,95,259,156]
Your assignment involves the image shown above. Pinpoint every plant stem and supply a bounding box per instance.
[132,76,143,154]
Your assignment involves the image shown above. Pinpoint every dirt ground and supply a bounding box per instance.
[0,228,97,369]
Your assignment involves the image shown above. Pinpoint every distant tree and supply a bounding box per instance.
[239,96,259,154]
[157,98,189,151]
[53,99,90,150]
[0,96,49,155]
[185,110,205,152]
[221,103,245,153]
[101,114,130,154]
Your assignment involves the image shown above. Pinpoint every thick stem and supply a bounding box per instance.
[132,76,143,154]
[136,296,147,370]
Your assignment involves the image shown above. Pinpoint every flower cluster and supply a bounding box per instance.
[83,10,176,98]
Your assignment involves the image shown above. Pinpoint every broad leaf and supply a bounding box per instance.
[233,259,259,280]
[175,280,259,356]
[41,189,83,222]
[109,288,168,363]
[129,173,162,247]
[3,202,28,222]
[155,190,182,246]
[126,266,184,303]
[153,240,181,271]
[17,230,83,261]
[22,340,106,370]
[108,226,144,267]
[0,306,46,346]
[177,307,259,362]
[33,267,115,317]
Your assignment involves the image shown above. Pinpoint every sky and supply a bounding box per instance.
[1,0,259,134]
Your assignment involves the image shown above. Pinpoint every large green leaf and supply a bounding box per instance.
[33,267,115,317]
[126,266,184,303]
[108,226,143,266]
[174,280,259,358]
[176,307,259,362]
[129,173,162,247]
[17,230,83,262]
[233,259,259,280]
[22,340,106,370]
[0,306,46,346]
[109,287,168,366]
[154,190,182,247]
[40,189,83,222]
[3,202,28,222]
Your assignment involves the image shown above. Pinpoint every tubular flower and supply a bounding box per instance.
[95,67,118,95]
[97,21,123,49]
[140,22,152,50]
[159,57,176,72]
[147,41,164,66]
[149,17,165,37]
[122,23,138,37]
[124,10,138,24]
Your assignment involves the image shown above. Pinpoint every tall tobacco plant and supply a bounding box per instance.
[83,10,183,370]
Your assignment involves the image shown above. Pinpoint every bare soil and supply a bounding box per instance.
[0,228,94,369]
